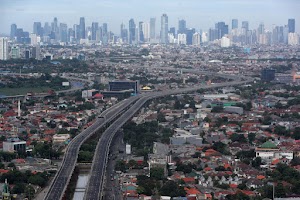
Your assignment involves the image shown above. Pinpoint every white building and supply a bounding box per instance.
[170,128,203,146]
[177,33,186,45]
[288,32,299,45]
[142,22,150,42]
[221,36,231,47]
[53,134,70,143]
[192,32,201,46]
[30,33,38,46]
[3,138,26,152]
[201,32,208,43]
[0,37,8,60]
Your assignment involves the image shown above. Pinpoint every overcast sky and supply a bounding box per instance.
[0,0,299,35]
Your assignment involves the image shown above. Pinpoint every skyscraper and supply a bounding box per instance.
[129,19,136,44]
[79,17,86,39]
[10,24,17,39]
[215,22,228,39]
[232,19,238,29]
[288,19,295,33]
[169,27,176,36]
[178,19,186,34]
[139,22,144,43]
[33,22,42,36]
[91,22,99,41]
[150,18,156,40]
[0,38,8,60]
[242,21,249,31]
[102,23,108,44]
[160,14,168,44]
[59,23,68,43]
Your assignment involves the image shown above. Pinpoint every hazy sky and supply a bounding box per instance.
[1,0,299,35]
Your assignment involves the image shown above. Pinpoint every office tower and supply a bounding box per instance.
[32,45,41,60]
[120,23,128,43]
[160,14,168,44]
[288,19,295,33]
[74,24,80,40]
[232,19,238,29]
[43,22,51,36]
[10,24,17,39]
[178,19,186,34]
[51,17,59,40]
[11,46,20,59]
[192,32,201,46]
[150,18,156,39]
[209,28,218,41]
[242,21,249,31]
[142,22,150,42]
[33,22,42,36]
[283,25,289,44]
[258,23,265,35]
[30,33,38,45]
[25,49,31,59]
[102,23,108,44]
[91,22,99,41]
[169,27,176,36]
[129,19,136,44]
[59,23,68,43]
[138,22,144,43]
[215,22,228,39]
[79,17,85,39]
[0,38,8,60]
[186,28,195,45]
[68,28,74,42]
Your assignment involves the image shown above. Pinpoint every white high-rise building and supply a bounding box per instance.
[201,32,208,43]
[142,22,150,42]
[288,33,299,45]
[30,33,38,45]
[192,32,201,46]
[160,14,168,44]
[221,36,231,47]
[0,37,8,60]
[177,34,186,45]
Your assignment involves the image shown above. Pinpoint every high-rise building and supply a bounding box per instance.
[102,23,108,44]
[150,18,156,39]
[59,23,68,43]
[160,14,168,44]
[91,22,99,41]
[32,45,41,60]
[288,32,299,45]
[30,33,38,45]
[79,17,86,39]
[120,23,128,43]
[177,34,187,45]
[0,38,8,60]
[129,19,136,44]
[288,19,295,33]
[10,24,17,39]
[169,27,176,36]
[142,22,150,42]
[186,28,195,45]
[11,46,20,59]
[43,22,51,36]
[215,22,228,39]
[139,22,144,43]
[178,19,186,34]
[33,22,42,36]
[192,32,201,46]
[242,21,249,31]
[232,19,238,29]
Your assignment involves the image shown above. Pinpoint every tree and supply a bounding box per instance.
[230,133,247,143]
[12,183,25,194]
[211,106,224,113]
[252,157,262,168]
[29,174,47,187]
[212,142,230,155]
[248,133,256,144]
[24,185,35,199]
[159,181,186,197]
[292,127,300,140]
[275,182,286,198]
[150,167,164,180]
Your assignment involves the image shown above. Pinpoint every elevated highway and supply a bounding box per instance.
[84,79,253,200]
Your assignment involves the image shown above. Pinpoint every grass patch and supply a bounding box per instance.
[0,87,51,96]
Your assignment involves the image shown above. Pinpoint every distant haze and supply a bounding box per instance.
[0,0,299,35]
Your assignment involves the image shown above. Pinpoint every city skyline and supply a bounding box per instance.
[1,0,299,35]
